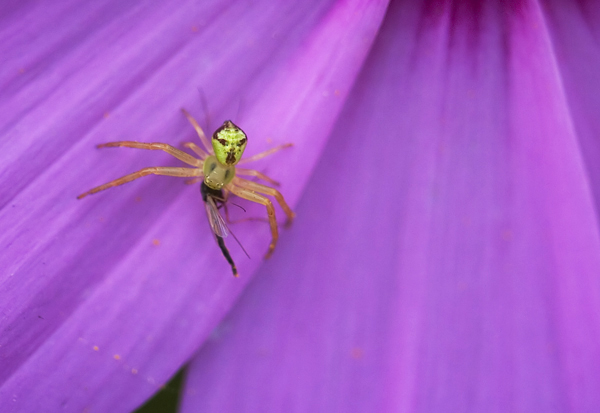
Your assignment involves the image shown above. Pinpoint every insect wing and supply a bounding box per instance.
[205,196,229,238]
[204,195,251,259]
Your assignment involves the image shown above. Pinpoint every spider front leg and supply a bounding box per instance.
[228,184,279,259]
[77,167,202,199]
[233,177,295,225]
[221,191,270,225]
[236,168,281,186]
[183,142,210,160]
[218,190,265,224]
[237,143,293,165]
[184,177,203,185]
[98,141,202,167]
[181,108,212,153]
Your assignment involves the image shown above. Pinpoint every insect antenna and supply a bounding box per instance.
[230,202,246,212]
[221,201,246,213]
[225,224,251,259]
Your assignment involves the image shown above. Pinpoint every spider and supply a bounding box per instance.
[78,109,295,272]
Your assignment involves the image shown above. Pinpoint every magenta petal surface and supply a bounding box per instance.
[0,0,387,411]
[182,1,600,412]
[542,0,600,207]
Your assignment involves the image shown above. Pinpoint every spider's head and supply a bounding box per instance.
[212,120,247,166]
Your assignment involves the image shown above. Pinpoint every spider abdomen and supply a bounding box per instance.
[203,155,235,190]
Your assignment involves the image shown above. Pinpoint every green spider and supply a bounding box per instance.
[78,109,295,275]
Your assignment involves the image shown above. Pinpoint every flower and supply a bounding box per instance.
[2,0,600,412]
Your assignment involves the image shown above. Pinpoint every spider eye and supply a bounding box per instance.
[212,120,247,166]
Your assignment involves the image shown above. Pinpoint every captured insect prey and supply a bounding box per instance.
[78,108,296,276]
[200,181,250,277]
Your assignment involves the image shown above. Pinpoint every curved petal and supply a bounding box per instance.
[182,1,600,411]
[541,0,600,209]
[0,0,387,411]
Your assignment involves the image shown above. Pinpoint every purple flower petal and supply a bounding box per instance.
[181,1,600,412]
[542,0,600,201]
[0,0,386,410]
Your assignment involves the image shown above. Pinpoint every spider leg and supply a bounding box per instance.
[181,108,212,154]
[233,177,295,225]
[228,184,279,259]
[236,167,280,186]
[184,177,203,185]
[77,167,202,199]
[237,143,293,165]
[222,201,231,223]
[98,141,202,167]
[183,142,210,160]
[230,216,270,224]
[220,189,269,224]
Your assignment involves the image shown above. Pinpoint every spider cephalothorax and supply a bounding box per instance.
[212,120,247,166]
